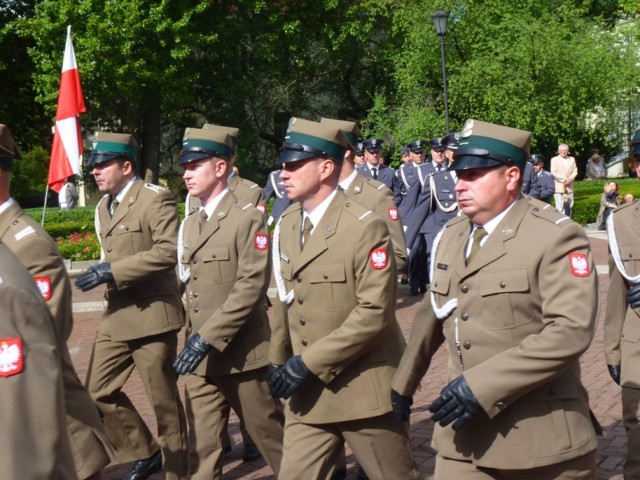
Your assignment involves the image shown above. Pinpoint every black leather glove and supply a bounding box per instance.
[173,333,213,375]
[391,390,413,422]
[267,364,283,397]
[268,356,311,399]
[608,364,621,385]
[75,262,114,292]
[429,376,482,431]
[628,283,640,309]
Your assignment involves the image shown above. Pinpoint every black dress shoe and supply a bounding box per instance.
[410,286,419,296]
[357,466,370,480]
[241,442,262,462]
[419,285,427,293]
[122,450,162,480]
[331,467,347,480]
[400,273,409,285]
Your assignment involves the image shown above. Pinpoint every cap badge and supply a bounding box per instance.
[460,119,474,138]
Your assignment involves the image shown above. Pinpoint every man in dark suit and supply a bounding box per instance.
[357,138,401,204]
[76,132,188,480]
[527,154,555,203]
[392,119,599,479]
[173,126,284,479]
[269,118,421,480]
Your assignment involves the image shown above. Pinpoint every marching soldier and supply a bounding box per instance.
[604,125,640,478]
[357,138,402,204]
[397,140,428,220]
[173,126,284,479]
[0,124,113,479]
[76,132,188,480]
[186,124,266,216]
[392,120,600,479]
[0,241,77,479]
[527,154,555,203]
[269,118,421,480]
[321,117,407,272]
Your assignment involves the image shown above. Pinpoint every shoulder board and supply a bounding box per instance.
[239,178,260,189]
[528,199,570,226]
[280,202,302,218]
[344,199,374,223]
[613,200,636,213]
[364,177,387,190]
[13,224,36,241]
[144,183,165,194]
[446,215,467,227]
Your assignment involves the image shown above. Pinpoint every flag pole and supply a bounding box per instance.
[42,185,49,226]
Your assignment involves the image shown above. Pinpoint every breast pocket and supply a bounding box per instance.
[431,269,451,297]
[112,219,142,255]
[307,262,349,311]
[201,244,234,283]
[620,243,640,276]
[478,269,532,329]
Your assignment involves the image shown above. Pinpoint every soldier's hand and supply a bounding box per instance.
[429,376,482,431]
[391,390,413,422]
[267,364,283,397]
[607,364,621,385]
[75,263,114,292]
[173,333,212,375]
[627,284,640,309]
[268,356,311,399]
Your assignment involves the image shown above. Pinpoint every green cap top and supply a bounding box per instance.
[320,117,361,149]
[451,119,531,172]
[89,132,138,166]
[180,127,233,165]
[0,124,21,171]
[279,117,349,164]
[203,124,239,153]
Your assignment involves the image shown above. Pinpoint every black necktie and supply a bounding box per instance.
[371,167,378,180]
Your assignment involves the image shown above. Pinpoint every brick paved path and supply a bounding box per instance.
[67,230,624,479]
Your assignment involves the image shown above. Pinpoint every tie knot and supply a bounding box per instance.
[302,216,313,247]
[472,226,487,243]
[466,226,487,265]
[199,209,208,223]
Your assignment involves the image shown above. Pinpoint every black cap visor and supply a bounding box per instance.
[279,142,332,164]
[179,149,228,165]
[88,151,129,167]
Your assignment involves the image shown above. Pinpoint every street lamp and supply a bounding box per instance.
[432,8,450,134]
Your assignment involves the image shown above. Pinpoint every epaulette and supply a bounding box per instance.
[344,199,374,223]
[364,177,387,191]
[446,214,467,227]
[12,220,36,242]
[144,183,165,194]
[239,178,260,190]
[613,199,637,213]
[528,199,571,226]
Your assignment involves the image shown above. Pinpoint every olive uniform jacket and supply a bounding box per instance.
[604,201,640,385]
[392,197,599,469]
[0,201,114,477]
[179,191,272,376]
[343,173,407,271]
[0,242,77,479]
[96,179,184,342]
[270,191,406,424]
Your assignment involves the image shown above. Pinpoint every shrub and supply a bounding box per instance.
[572,178,640,225]
[55,231,101,261]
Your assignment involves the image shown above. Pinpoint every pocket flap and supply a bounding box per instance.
[202,244,230,262]
[479,269,529,296]
[309,262,346,283]
[430,269,450,296]
[114,219,141,235]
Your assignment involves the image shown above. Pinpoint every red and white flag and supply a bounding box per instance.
[48,25,86,193]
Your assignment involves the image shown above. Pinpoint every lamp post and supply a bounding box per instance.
[432,8,450,134]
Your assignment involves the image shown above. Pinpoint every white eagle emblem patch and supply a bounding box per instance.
[255,233,269,251]
[34,276,52,301]
[388,208,399,221]
[370,248,389,270]
[569,253,590,277]
[0,338,23,377]
[256,204,266,215]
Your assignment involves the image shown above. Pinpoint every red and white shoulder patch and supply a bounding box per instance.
[255,233,269,250]
[388,207,399,221]
[0,338,23,377]
[569,253,590,277]
[370,248,389,270]
[256,204,266,215]
[34,276,52,301]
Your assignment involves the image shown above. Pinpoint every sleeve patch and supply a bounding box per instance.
[569,253,590,277]
[370,248,389,270]
[388,207,399,221]
[255,233,269,250]
[0,338,23,377]
[34,276,52,301]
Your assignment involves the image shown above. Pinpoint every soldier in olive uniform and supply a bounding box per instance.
[604,126,640,478]
[321,117,407,272]
[0,240,78,479]
[269,118,421,480]
[392,120,600,479]
[186,124,265,216]
[76,132,188,480]
[0,124,113,479]
[173,127,284,479]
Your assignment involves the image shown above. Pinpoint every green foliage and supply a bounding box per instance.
[23,205,95,223]
[572,178,640,224]
[10,146,50,201]
[54,231,100,261]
